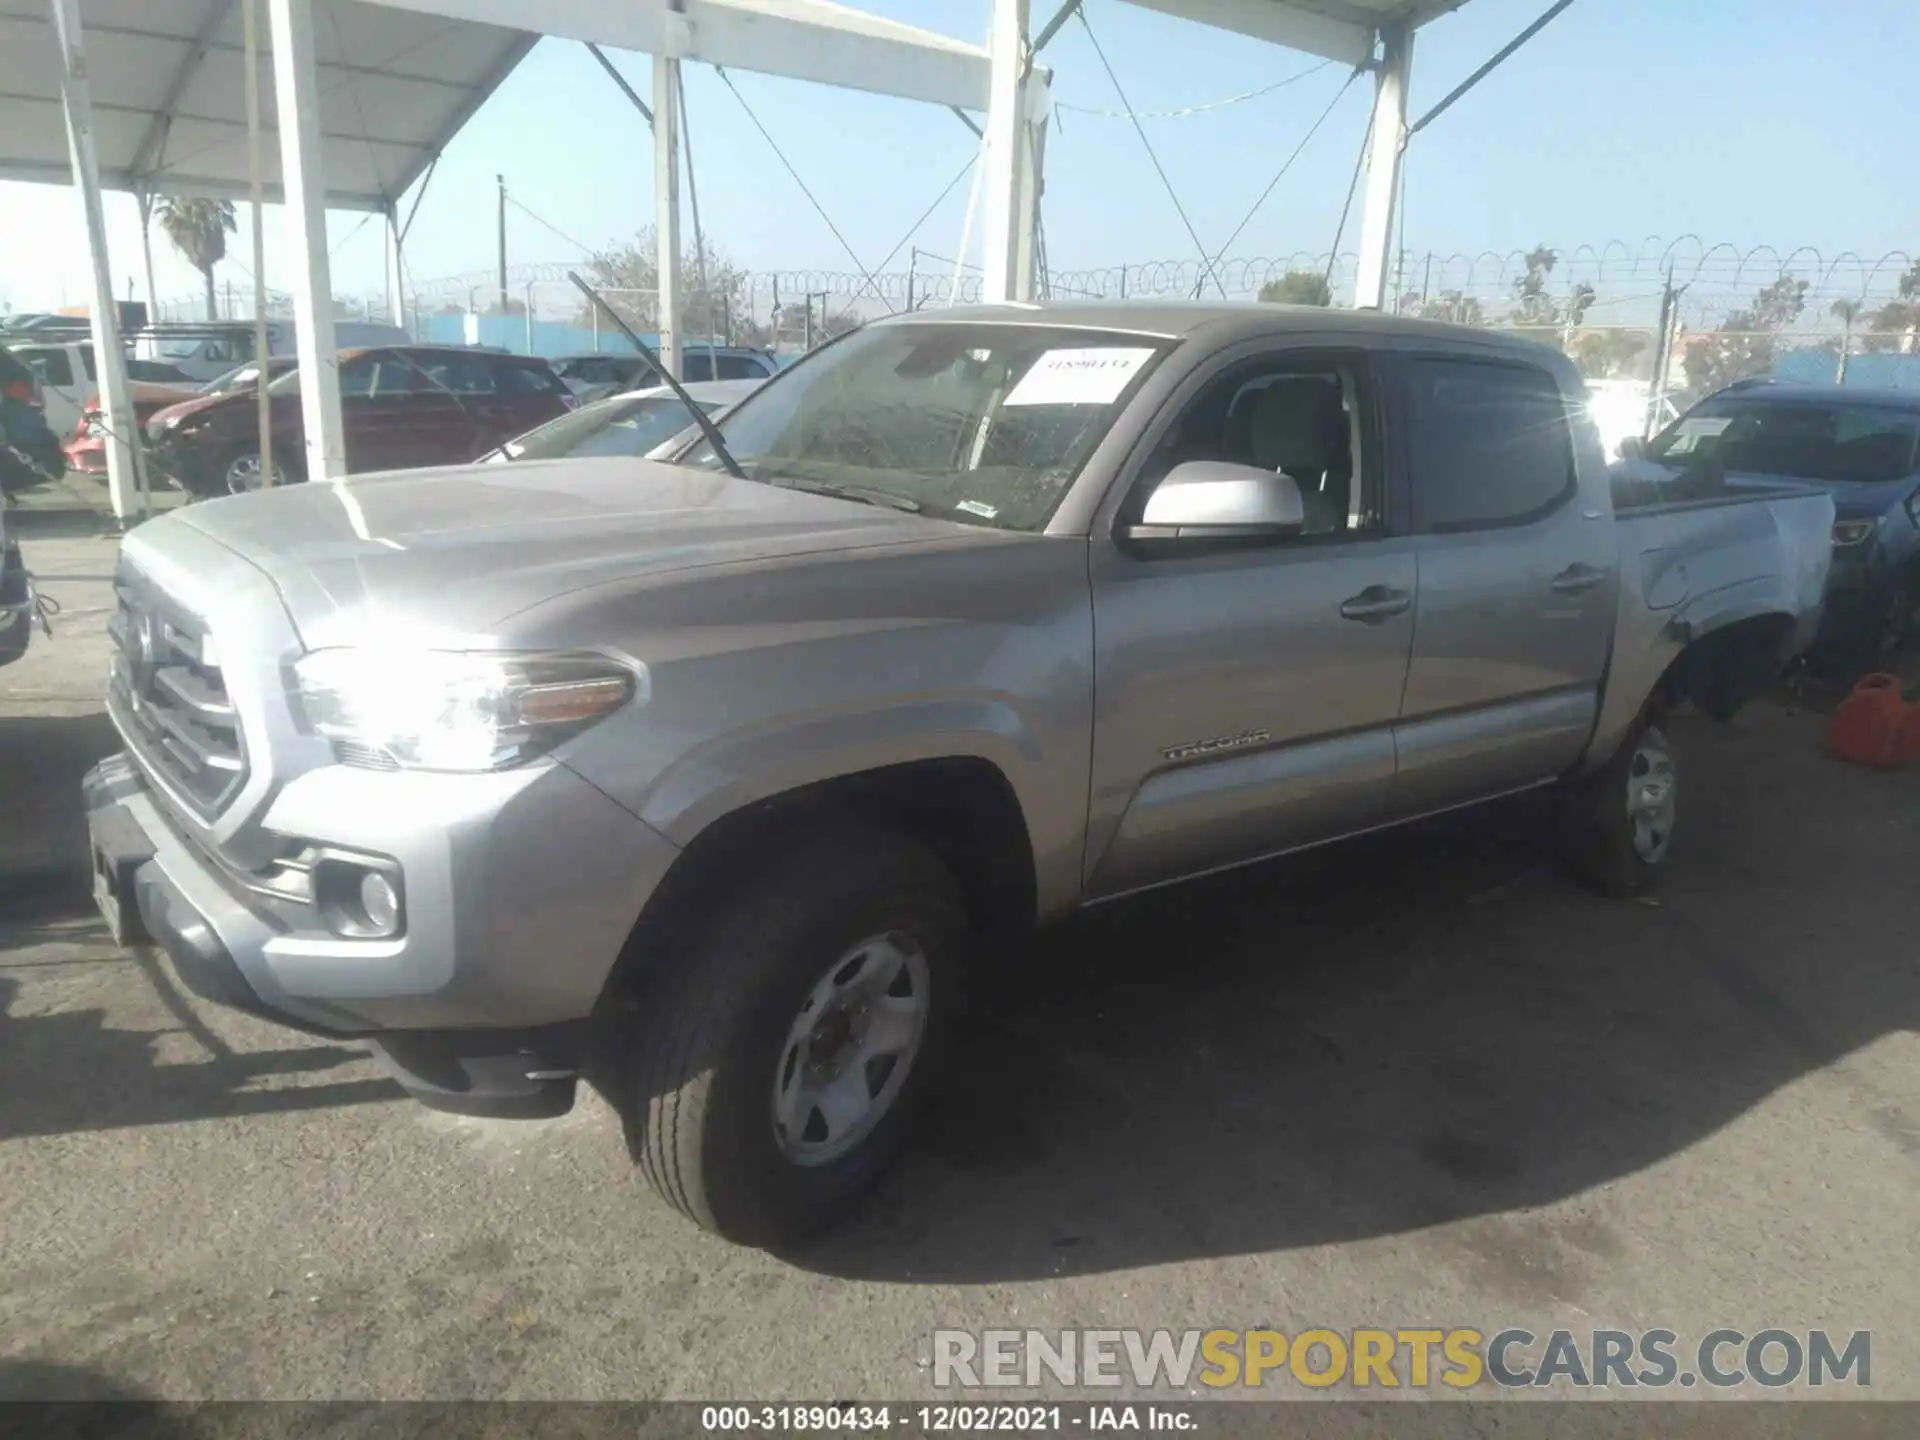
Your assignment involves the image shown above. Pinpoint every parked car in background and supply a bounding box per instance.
[10,339,199,441]
[483,379,762,463]
[552,347,779,403]
[137,320,412,382]
[145,344,572,495]
[194,357,300,398]
[1619,382,1920,668]
[1,342,66,494]
[86,303,1834,1245]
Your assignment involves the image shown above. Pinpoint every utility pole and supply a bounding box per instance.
[496,174,508,315]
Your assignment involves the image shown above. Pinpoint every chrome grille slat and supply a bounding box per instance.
[109,562,249,815]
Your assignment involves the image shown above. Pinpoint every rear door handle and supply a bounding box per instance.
[1339,585,1412,623]
[1551,563,1608,594]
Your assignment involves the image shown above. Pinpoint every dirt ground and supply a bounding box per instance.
[1,518,1916,1405]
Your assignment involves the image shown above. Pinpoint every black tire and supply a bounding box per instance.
[1554,711,1679,898]
[624,825,967,1246]
[220,447,299,496]
[1874,569,1917,668]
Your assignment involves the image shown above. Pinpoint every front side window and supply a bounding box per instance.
[1135,356,1378,539]
[1647,399,1920,484]
[678,323,1170,531]
[1406,358,1578,532]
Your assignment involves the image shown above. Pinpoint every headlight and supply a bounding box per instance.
[292,648,639,772]
[1831,518,1880,547]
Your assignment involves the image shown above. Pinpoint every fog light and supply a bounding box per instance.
[359,871,399,933]
[313,856,405,939]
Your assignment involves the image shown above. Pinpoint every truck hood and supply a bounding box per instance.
[170,456,993,645]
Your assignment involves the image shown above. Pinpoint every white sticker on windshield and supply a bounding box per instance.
[1004,347,1156,407]
[955,499,999,519]
[1679,416,1733,436]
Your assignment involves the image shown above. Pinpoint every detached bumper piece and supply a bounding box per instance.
[83,755,586,1121]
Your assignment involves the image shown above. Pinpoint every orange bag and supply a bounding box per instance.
[1828,673,1915,768]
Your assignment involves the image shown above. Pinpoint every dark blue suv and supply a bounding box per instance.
[1622,382,1920,668]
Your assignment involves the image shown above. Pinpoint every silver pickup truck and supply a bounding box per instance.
[84,304,1834,1245]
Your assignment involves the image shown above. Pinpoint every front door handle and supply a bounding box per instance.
[1339,585,1412,623]
[1551,563,1608,594]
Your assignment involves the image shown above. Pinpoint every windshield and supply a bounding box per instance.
[495,393,724,461]
[201,362,258,394]
[1647,399,1920,483]
[676,323,1168,530]
[158,338,203,359]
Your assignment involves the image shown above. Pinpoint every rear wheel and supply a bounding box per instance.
[1555,713,1679,897]
[624,826,966,1246]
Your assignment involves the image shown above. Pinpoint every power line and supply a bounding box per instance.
[504,195,599,258]
[1203,66,1361,280]
[1076,8,1226,301]
[1055,59,1337,121]
[852,155,978,305]
[715,66,892,314]
[1325,111,1372,291]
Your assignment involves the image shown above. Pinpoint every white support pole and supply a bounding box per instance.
[386,205,408,329]
[980,0,1030,304]
[653,47,684,377]
[267,0,346,480]
[48,0,143,525]
[1010,75,1050,302]
[1353,23,1412,311]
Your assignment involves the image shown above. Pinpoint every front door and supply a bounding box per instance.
[1085,349,1417,898]
[1388,353,1619,816]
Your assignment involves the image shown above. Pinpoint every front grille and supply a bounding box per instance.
[107,563,248,815]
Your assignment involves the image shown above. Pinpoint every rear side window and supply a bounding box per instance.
[715,354,769,380]
[498,362,566,396]
[1406,358,1577,532]
[417,354,498,395]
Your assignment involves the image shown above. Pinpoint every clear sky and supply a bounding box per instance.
[3,0,1916,316]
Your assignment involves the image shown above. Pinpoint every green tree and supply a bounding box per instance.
[1680,275,1808,398]
[1257,270,1332,307]
[1863,261,1920,354]
[1573,328,1650,380]
[154,196,237,321]
[1413,290,1487,326]
[1507,244,1595,344]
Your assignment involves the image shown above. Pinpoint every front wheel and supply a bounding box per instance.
[1555,714,1679,897]
[223,449,296,495]
[623,826,967,1246]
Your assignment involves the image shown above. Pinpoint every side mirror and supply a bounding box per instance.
[1617,435,1648,461]
[1124,460,1304,548]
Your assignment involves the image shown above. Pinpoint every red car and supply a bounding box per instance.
[144,345,573,496]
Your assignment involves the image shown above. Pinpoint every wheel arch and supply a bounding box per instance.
[597,755,1041,1011]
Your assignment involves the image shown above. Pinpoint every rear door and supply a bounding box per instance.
[17,345,84,436]
[342,352,464,472]
[1387,352,1618,816]
[1086,344,1417,897]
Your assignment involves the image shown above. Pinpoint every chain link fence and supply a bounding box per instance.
[153,239,1920,406]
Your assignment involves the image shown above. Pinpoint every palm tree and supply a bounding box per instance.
[154,197,238,320]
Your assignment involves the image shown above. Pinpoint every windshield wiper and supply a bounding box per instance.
[776,476,922,512]
[566,271,748,483]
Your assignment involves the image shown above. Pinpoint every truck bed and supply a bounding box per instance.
[1584,478,1835,768]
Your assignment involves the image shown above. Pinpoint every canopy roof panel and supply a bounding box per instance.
[1116,0,1467,66]
[0,0,537,210]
